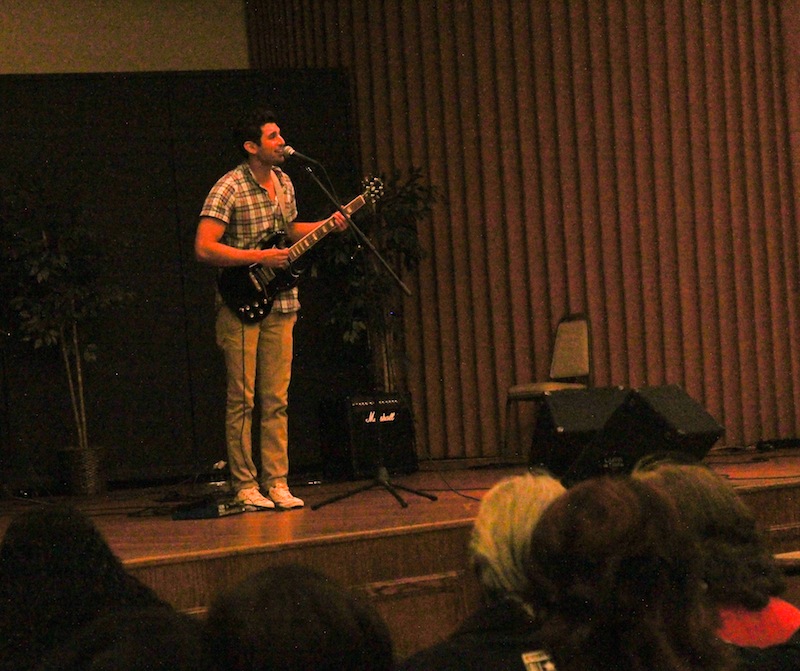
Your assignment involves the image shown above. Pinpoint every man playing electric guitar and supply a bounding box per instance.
[194,107,347,512]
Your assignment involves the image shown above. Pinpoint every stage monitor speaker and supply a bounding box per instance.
[319,393,418,480]
[529,386,629,476]
[562,384,724,486]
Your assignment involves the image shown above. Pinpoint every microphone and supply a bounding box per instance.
[283,146,319,163]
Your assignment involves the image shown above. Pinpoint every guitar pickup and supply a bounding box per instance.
[247,268,262,292]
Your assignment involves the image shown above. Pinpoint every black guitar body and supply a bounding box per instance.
[217,231,301,323]
[215,178,384,324]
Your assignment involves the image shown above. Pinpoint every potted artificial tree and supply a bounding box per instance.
[320,166,438,392]
[0,178,129,494]
[310,167,437,485]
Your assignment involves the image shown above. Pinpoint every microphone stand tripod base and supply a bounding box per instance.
[311,466,438,510]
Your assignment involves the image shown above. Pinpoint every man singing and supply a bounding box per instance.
[195,107,347,511]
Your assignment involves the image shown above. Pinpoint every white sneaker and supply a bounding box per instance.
[268,482,304,509]
[234,486,275,511]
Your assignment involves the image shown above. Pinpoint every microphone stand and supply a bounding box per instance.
[300,164,411,297]
[296,162,436,510]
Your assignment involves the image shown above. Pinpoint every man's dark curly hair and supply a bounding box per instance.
[233,107,278,158]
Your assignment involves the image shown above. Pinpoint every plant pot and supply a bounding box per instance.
[58,446,106,496]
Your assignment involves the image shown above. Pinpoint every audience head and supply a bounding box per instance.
[469,470,565,605]
[633,459,784,610]
[525,475,735,671]
[0,504,166,671]
[35,608,210,671]
[205,563,393,671]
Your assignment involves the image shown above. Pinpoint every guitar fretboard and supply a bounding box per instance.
[288,195,367,262]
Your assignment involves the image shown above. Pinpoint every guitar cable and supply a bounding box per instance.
[238,317,259,486]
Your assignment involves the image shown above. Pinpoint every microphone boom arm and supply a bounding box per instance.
[300,164,412,297]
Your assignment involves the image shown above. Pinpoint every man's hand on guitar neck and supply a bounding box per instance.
[330,210,348,232]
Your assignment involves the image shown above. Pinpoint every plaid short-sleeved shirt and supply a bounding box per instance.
[200,162,300,313]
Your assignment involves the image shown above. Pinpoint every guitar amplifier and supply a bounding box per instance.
[319,393,418,480]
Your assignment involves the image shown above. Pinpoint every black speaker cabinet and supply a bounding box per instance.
[530,386,629,476]
[319,393,418,480]
[562,384,724,485]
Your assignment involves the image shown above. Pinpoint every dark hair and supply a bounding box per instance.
[205,563,393,671]
[525,476,735,671]
[233,107,278,157]
[0,505,167,671]
[634,461,784,609]
[35,608,210,671]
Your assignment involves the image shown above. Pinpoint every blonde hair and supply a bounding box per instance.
[469,471,565,602]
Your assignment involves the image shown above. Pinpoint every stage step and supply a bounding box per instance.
[775,552,800,606]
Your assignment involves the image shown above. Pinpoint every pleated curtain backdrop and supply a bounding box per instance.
[246,0,800,460]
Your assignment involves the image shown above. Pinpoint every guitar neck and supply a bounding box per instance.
[288,194,368,262]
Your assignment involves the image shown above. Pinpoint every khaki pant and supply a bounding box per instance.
[215,305,297,492]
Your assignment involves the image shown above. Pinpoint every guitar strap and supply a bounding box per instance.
[270,169,291,227]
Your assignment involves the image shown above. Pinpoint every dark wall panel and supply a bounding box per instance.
[0,69,366,486]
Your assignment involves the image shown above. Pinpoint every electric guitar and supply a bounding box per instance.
[218,177,384,323]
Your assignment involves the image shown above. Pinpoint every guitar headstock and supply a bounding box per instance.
[362,176,385,206]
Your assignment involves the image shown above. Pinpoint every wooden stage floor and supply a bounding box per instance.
[2,447,800,660]
[0,464,526,568]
